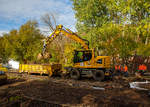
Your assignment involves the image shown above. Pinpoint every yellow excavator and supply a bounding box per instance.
[0,64,7,84]
[41,25,112,81]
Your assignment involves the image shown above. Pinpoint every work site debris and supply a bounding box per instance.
[81,94,98,106]
[92,86,105,90]
[129,81,150,90]
[1,72,150,106]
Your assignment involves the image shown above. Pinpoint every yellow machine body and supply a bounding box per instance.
[74,55,111,69]
[0,64,7,83]
[0,64,8,72]
[19,64,62,76]
[42,24,112,81]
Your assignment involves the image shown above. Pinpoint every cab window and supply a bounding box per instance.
[97,59,102,64]
[74,51,92,63]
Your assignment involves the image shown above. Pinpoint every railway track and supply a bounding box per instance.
[6,72,49,81]
[6,71,150,91]
[5,71,127,91]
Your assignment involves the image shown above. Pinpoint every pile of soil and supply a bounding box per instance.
[139,83,150,90]
[0,78,150,107]
[1,73,150,106]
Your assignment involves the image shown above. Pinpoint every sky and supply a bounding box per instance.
[0,0,76,36]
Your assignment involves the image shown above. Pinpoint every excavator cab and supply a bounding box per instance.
[73,50,92,63]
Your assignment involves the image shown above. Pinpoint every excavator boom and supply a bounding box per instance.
[42,25,89,55]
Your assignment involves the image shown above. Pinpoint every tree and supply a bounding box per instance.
[41,13,56,32]
[0,34,11,63]
[40,13,78,64]
[71,0,150,65]
[11,20,44,63]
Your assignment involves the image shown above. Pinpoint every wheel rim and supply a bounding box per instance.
[71,69,80,79]
[72,71,77,76]
[96,72,101,77]
[93,71,104,81]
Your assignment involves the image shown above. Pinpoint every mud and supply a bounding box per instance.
[0,72,150,107]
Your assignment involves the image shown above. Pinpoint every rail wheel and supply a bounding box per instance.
[92,70,104,81]
[70,69,80,80]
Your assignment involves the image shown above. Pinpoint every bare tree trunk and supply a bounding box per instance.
[41,13,56,32]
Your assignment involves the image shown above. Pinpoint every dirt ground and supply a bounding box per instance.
[0,72,150,107]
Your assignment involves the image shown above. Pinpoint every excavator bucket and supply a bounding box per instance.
[37,53,43,60]
[37,39,52,60]
[37,52,52,60]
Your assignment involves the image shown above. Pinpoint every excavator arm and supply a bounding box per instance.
[42,24,89,55]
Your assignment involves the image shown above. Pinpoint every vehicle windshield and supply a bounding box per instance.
[73,50,92,63]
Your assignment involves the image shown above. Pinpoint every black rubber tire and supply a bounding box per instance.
[70,69,80,80]
[92,70,105,81]
[61,71,70,79]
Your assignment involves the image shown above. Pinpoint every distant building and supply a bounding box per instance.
[8,60,19,69]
